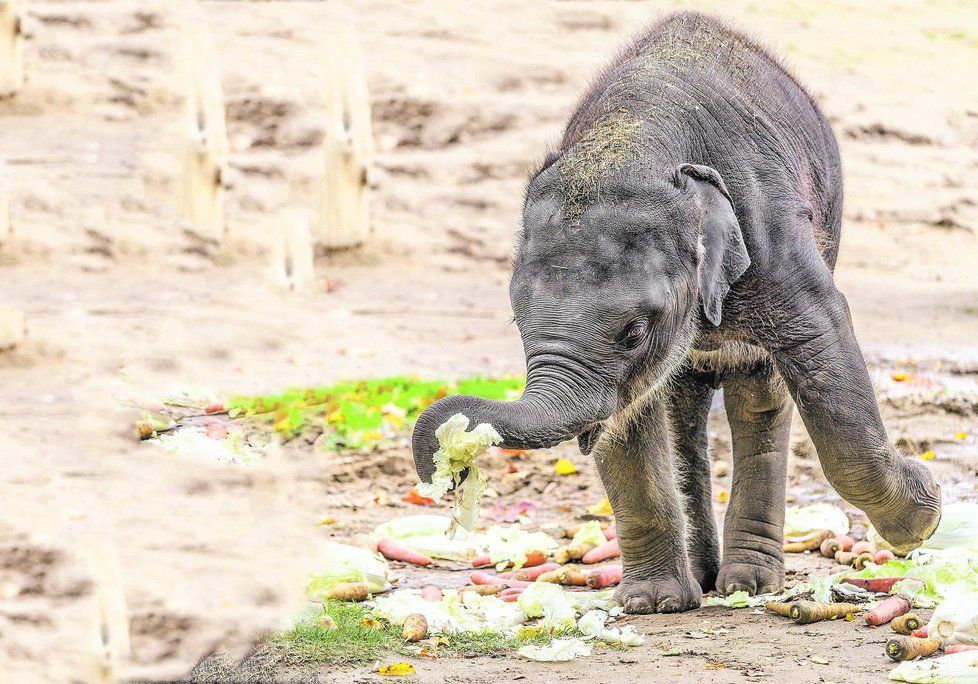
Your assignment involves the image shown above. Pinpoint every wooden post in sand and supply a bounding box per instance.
[273,207,316,291]
[317,29,373,249]
[0,0,26,98]
[180,24,228,242]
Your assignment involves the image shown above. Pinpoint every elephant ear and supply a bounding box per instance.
[674,164,751,327]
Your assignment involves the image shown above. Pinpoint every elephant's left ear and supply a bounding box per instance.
[673,164,751,327]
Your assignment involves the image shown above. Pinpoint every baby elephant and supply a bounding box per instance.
[412,12,941,613]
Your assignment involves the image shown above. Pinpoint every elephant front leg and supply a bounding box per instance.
[593,396,701,614]
[668,365,720,592]
[763,270,941,552]
[717,359,792,595]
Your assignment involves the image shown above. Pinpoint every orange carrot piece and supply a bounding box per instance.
[582,539,620,564]
[604,527,617,540]
[421,586,442,602]
[377,538,432,566]
[865,595,911,626]
[844,577,904,593]
[471,554,493,568]
[836,535,856,551]
[874,549,896,564]
[512,563,560,582]
[469,571,530,588]
[886,636,940,661]
[585,564,623,589]
[851,541,875,555]
[911,626,928,638]
[945,645,978,654]
[891,613,922,635]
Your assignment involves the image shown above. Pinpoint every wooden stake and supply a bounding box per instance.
[0,0,25,98]
[0,306,25,350]
[318,29,373,249]
[273,207,316,291]
[180,24,228,242]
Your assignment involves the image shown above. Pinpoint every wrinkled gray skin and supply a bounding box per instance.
[412,12,942,613]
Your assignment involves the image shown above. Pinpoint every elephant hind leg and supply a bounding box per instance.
[717,356,792,596]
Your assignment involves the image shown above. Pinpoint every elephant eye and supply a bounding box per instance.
[616,318,649,349]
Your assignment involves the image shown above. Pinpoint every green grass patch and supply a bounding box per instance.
[268,601,408,666]
[268,600,581,665]
[226,375,524,450]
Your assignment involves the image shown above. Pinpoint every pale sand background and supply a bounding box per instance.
[1,1,977,682]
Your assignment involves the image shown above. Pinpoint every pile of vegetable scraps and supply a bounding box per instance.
[416,413,501,533]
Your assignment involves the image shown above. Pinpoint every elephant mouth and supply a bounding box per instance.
[577,421,607,455]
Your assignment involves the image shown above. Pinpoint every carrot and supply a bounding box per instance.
[783,530,834,553]
[912,626,929,638]
[891,613,922,635]
[865,595,911,627]
[523,550,547,567]
[765,602,794,617]
[471,554,493,568]
[403,614,428,642]
[377,538,432,566]
[512,563,560,582]
[582,539,620,564]
[820,537,841,558]
[538,565,586,586]
[554,542,597,564]
[204,403,225,414]
[874,549,896,565]
[844,577,904,593]
[944,645,978,654]
[853,551,876,570]
[326,582,369,602]
[789,601,860,624]
[556,565,587,586]
[460,584,505,595]
[501,588,524,603]
[886,636,941,662]
[469,571,530,588]
[604,528,618,541]
[421,586,442,602]
[565,522,608,539]
[851,541,875,555]
[835,550,857,566]
[586,564,623,589]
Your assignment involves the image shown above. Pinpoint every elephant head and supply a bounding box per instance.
[412,150,750,483]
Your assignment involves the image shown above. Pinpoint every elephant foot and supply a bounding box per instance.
[865,462,942,554]
[716,558,784,596]
[689,549,720,593]
[615,572,702,614]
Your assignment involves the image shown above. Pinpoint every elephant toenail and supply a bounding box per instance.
[625,596,653,614]
[658,597,680,612]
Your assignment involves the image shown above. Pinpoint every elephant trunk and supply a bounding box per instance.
[412,365,612,483]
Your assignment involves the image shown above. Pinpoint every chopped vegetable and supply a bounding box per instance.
[893,614,924,635]
[582,538,620,564]
[784,530,834,553]
[518,637,592,662]
[378,662,416,676]
[886,636,941,662]
[866,595,913,626]
[512,563,560,582]
[587,497,613,516]
[585,565,623,589]
[928,592,978,646]
[888,650,978,682]
[402,614,428,642]
[421,586,442,602]
[377,538,433,566]
[789,601,860,624]
[784,503,850,538]
[307,542,391,597]
[577,609,644,645]
[325,582,370,602]
[415,414,501,532]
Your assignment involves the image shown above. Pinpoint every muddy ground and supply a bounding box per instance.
[1,1,977,683]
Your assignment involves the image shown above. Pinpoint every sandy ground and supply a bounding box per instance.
[1,1,977,682]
